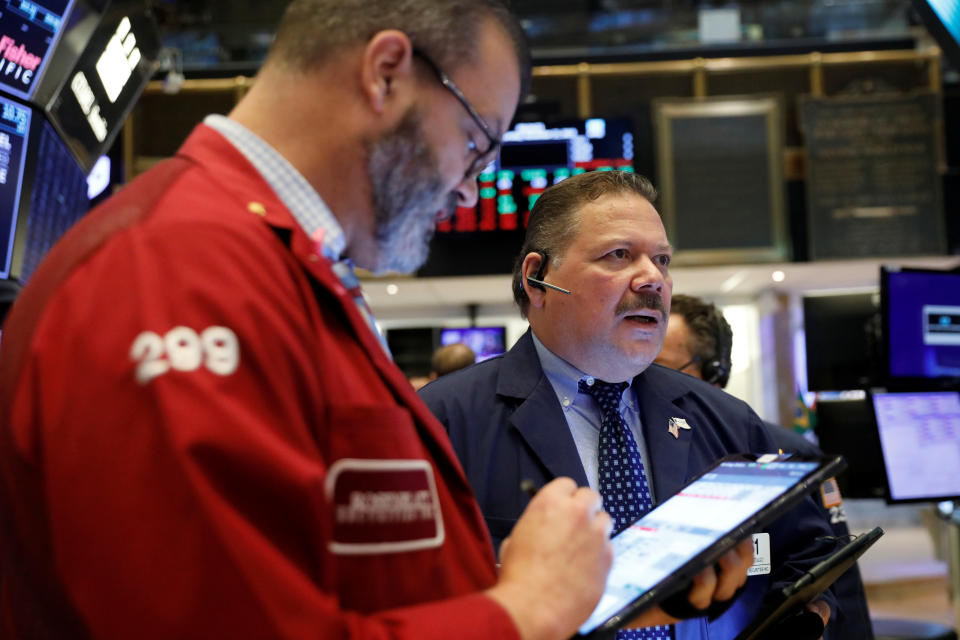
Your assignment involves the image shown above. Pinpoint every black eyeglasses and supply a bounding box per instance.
[413,48,500,179]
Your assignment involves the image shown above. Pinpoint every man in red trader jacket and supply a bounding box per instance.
[0,1,752,639]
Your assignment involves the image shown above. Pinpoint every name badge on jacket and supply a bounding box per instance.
[326,459,445,554]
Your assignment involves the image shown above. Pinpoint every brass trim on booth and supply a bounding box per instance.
[125,48,943,181]
[532,47,942,115]
[143,76,253,95]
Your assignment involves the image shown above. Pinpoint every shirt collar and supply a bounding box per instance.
[531,331,639,412]
[203,114,347,262]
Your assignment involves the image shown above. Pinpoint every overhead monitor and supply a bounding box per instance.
[871,390,960,503]
[439,326,506,362]
[881,265,960,389]
[446,117,634,234]
[42,1,160,172]
[803,291,880,392]
[0,0,77,100]
[0,94,33,279]
[418,117,635,277]
[911,0,960,69]
[813,396,887,499]
[11,117,89,282]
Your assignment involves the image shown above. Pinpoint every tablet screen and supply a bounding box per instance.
[578,459,821,635]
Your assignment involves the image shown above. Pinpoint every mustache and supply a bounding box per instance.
[614,291,666,317]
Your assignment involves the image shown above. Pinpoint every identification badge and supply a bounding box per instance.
[326,458,445,555]
[747,532,771,576]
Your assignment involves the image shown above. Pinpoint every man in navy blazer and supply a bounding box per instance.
[420,170,841,640]
[654,293,873,640]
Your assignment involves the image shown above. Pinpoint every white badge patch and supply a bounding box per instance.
[326,458,445,555]
[747,532,772,576]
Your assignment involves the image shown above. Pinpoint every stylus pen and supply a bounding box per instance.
[520,479,539,499]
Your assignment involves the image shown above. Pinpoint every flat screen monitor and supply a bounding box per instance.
[871,390,960,503]
[813,396,887,499]
[911,0,960,69]
[44,2,160,171]
[14,117,89,282]
[385,327,438,378]
[0,95,33,280]
[439,326,506,362]
[0,0,77,100]
[881,266,960,389]
[803,291,880,391]
[418,117,635,277]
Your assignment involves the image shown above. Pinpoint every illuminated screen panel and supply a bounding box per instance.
[418,117,634,277]
[912,0,960,69]
[872,391,960,502]
[442,117,634,234]
[0,0,75,100]
[882,267,960,386]
[46,7,159,171]
[926,0,960,45]
[0,95,31,279]
[17,118,88,283]
[439,326,506,362]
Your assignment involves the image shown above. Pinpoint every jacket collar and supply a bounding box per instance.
[633,364,696,501]
[495,330,589,487]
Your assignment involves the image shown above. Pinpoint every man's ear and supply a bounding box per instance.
[522,252,548,309]
[360,30,415,114]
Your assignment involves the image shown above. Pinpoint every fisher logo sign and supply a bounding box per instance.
[0,35,42,87]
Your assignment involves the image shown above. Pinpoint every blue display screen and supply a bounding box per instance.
[439,326,506,362]
[0,0,75,100]
[0,94,31,279]
[927,0,960,45]
[885,268,960,380]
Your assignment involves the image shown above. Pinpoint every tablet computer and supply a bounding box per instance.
[576,452,847,638]
[733,526,884,640]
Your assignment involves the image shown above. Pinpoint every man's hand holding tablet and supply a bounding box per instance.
[621,537,755,631]
[484,478,756,640]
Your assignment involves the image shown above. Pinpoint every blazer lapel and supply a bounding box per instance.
[497,331,590,487]
[634,368,695,503]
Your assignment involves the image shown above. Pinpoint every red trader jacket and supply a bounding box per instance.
[0,125,518,640]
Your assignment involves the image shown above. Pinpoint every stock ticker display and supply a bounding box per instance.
[0,94,30,279]
[419,117,635,277]
[0,0,74,100]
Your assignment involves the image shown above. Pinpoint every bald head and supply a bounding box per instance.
[431,343,476,377]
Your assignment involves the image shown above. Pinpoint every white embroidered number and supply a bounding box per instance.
[131,326,239,385]
[201,326,240,376]
[130,331,169,385]
[165,326,203,371]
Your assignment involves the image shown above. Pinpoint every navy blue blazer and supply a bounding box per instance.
[421,329,845,640]
[761,422,874,640]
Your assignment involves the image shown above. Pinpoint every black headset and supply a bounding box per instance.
[526,251,549,290]
[701,309,733,386]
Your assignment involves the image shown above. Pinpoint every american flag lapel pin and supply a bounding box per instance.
[668,417,691,439]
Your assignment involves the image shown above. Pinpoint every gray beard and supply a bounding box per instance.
[365,107,455,275]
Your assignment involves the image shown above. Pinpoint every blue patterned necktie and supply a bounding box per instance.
[578,378,674,640]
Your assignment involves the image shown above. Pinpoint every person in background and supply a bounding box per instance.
[655,293,875,640]
[432,342,477,378]
[0,1,752,638]
[420,170,840,640]
[409,342,476,390]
